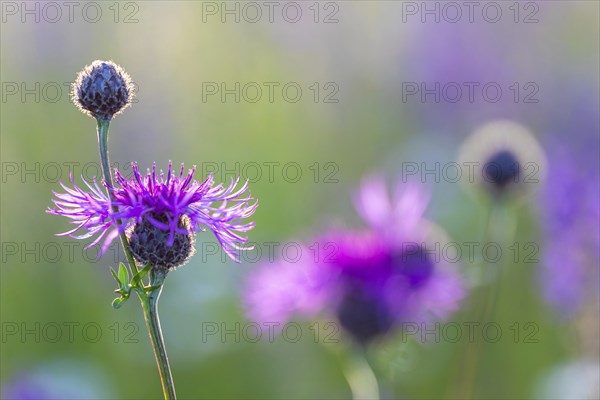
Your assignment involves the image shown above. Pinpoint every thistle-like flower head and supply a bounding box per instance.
[72,60,134,121]
[245,177,464,345]
[48,162,257,268]
[458,120,546,200]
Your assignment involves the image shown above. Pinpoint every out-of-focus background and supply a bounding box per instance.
[1,1,598,399]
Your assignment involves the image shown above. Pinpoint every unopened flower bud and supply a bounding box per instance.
[72,60,134,121]
[458,120,546,200]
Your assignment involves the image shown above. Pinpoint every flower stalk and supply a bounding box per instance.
[97,119,175,399]
[343,347,380,400]
[459,200,516,398]
[139,270,176,400]
[96,118,139,275]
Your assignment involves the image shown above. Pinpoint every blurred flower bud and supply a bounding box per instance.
[458,120,546,201]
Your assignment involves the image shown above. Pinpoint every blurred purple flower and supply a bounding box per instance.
[245,177,465,344]
[1,377,49,400]
[402,19,526,130]
[1,360,115,399]
[402,3,599,136]
[48,161,257,261]
[536,71,599,317]
[538,134,600,317]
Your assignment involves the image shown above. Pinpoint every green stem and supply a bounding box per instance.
[480,203,504,324]
[97,119,176,400]
[96,118,139,275]
[139,270,176,400]
[459,203,498,399]
[459,201,513,398]
[343,346,380,400]
[96,119,176,399]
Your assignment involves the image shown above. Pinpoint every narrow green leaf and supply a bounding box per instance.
[144,285,162,294]
[110,267,120,284]
[118,263,129,289]
[131,263,152,287]
[112,296,128,309]
[114,288,130,296]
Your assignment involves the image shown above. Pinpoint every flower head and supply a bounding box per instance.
[538,134,600,318]
[48,162,257,268]
[458,120,546,200]
[72,60,134,121]
[245,177,464,344]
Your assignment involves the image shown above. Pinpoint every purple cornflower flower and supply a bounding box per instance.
[538,132,600,318]
[245,177,464,344]
[48,161,257,268]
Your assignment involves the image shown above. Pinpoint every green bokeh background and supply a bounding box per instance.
[1,1,598,399]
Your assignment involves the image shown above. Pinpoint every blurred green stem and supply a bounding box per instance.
[96,118,139,275]
[139,270,177,400]
[480,202,517,329]
[460,201,514,398]
[343,346,380,400]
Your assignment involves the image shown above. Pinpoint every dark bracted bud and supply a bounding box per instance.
[458,120,546,200]
[127,215,196,271]
[72,60,134,121]
[336,285,394,344]
[483,150,521,189]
